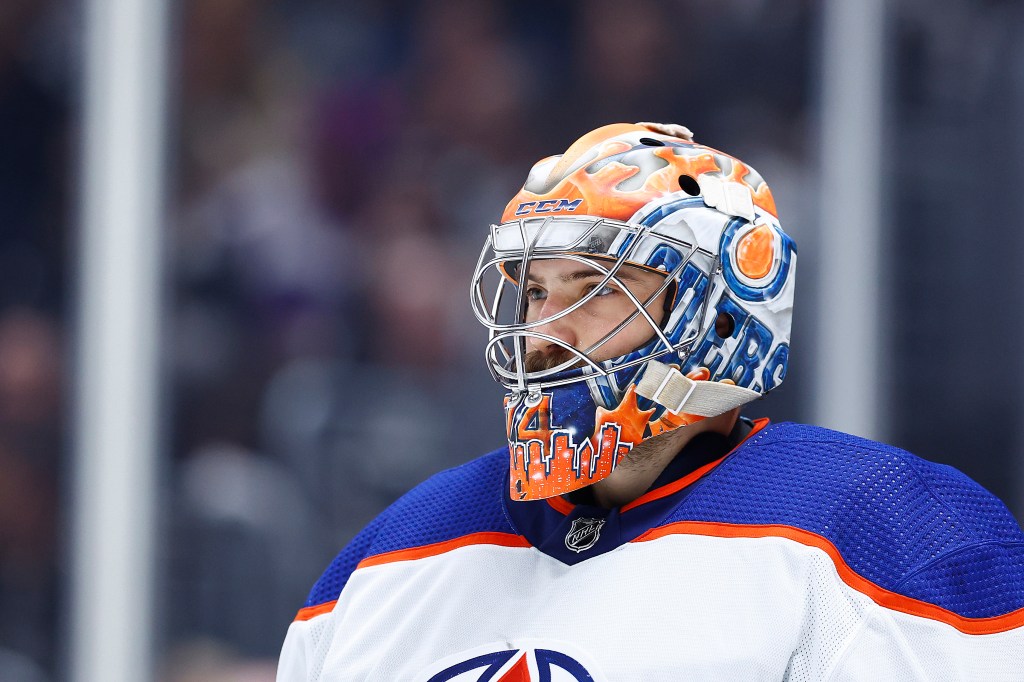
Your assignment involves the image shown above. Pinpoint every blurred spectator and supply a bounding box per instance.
[0,311,61,675]
[0,437,57,673]
[0,310,62,440]
[356,182,455,368]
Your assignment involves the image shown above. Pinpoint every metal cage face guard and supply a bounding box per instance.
[470,123,797,500]
[471,216,717,393]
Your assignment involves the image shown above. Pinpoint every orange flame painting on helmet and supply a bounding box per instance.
[470,123,796,501]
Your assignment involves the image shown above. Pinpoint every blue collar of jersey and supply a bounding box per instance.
[501,418,768,565]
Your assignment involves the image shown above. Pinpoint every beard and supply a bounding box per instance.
[523,347,582,373]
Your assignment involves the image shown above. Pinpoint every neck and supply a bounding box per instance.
[588,409,740,509]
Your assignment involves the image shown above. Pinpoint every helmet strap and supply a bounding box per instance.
[635,361,761,418]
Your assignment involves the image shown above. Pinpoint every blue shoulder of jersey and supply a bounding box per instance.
[303,446,512,609]
[672,421,1024,618]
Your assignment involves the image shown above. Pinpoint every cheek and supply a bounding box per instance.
[619,314,659,345]
[613,291,665,326]
[616,292,666,342]
[592,299,656,344]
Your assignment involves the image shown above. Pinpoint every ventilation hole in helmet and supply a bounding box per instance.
[715,312,735,338]
[639,137,665,147]
[678,174,700,195]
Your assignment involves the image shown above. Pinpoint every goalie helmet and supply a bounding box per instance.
[470,123,796,501]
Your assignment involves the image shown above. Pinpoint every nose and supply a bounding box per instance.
[526,293,579,354]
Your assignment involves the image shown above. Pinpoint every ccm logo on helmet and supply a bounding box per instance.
[515,198,583,216]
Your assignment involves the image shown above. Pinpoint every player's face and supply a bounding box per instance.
[522,258,667,367]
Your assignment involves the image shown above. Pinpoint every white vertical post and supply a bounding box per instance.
[814,0,887,439]
[71,0,168,679]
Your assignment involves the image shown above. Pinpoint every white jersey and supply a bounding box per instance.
[278,421,1024,681]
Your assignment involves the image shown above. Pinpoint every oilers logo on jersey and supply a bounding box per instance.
[419,644,600,682]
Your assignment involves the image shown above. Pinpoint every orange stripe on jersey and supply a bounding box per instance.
[294,533,532,621]
[546,496,575,516]
[621,418,771,513]
[634,521,1024,635]
[356,532,531,570]
[294,600,337,622]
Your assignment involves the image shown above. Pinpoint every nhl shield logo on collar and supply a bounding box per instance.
[565,518,605,553]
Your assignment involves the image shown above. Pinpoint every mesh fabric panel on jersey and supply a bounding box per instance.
[304,510,391,608]
[672,422,1024,618]
[895,541,1024,617]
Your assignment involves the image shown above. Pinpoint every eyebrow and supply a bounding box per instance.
[526,268,643,285]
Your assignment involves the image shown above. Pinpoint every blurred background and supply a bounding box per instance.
[1,0,1023,679]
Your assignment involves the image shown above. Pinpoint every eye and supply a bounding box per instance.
[585,284,616,298]
[525,286,546,302]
